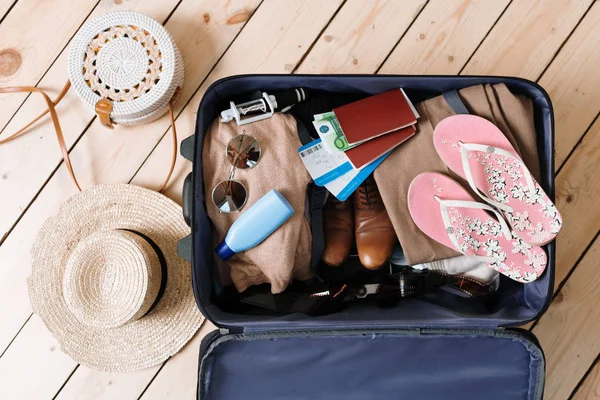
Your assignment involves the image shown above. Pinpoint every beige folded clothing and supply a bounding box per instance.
[203,114,313,294]
[374,83,541,266]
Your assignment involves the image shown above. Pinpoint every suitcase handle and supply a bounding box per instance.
[182,172,192,227]
[178,135,195,261]
[180,134,195,162]
[180,133,195,227]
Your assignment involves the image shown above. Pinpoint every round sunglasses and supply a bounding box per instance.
[211,132,261,213]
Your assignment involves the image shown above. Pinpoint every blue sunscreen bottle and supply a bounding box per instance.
[215,189,294,261]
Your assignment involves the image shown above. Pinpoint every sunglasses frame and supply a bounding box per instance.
[211,132,261,213]
[211,178,249,213]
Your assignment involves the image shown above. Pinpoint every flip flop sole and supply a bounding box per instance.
[408,172,547,283]
[433,115,562,246]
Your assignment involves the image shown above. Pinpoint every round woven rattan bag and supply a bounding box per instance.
[68,11,184,126]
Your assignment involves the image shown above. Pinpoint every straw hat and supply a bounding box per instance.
[28,184,204,372]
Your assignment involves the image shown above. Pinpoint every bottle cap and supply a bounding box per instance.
[215,240,235,261]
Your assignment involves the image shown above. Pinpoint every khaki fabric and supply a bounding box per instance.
[374,83,541,265]
[203,114,313,294]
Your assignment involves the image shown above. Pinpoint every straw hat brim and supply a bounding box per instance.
[28,184,204,372]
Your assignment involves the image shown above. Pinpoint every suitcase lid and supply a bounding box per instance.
[197,328,545,400]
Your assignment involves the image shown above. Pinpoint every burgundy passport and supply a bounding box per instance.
[333,89,418,145]
[345,125,416,168]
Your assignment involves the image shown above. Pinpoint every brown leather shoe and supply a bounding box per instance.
[322,195,354,267]
[354,175,397,270]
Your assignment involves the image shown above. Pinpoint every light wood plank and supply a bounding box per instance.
[378,0,509,74]
[3,1,342,398]
[0,316,75,399]
[573,360,600,400]
[0,0,98,129]
[0,0,261,357]
[56,322,215,400]
[139,323,216,400]
[532,236,600,400]
[0,0,15,20]
[462,0,592,79]
[0,0,260,245]
[190,0,343,76]
[296,0,426,74]
[56,365,159,400]
[537,0,600,168]
[553,116,600,289]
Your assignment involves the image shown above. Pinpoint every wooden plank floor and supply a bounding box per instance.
[0,0,598,398]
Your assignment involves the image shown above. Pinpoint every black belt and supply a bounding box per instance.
[239,270,496,315]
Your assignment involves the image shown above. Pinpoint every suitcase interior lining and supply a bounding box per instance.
[198,329,544,400]
[191,75,555,329]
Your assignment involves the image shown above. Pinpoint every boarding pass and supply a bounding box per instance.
[324,151,390,201]
[298,138,353,186]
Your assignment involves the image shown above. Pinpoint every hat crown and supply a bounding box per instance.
[63,230,162,329]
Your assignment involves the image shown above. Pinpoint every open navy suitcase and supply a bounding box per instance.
[178,75,555,400]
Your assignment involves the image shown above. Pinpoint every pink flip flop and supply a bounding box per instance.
[433,115,562,246]
[408,172,547,283]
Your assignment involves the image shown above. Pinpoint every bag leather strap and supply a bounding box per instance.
[0,81,179,192]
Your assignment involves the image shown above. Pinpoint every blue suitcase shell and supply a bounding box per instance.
[180,75,554,400]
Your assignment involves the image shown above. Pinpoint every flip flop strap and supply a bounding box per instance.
[435,196,512,262]
[459,143,536,213]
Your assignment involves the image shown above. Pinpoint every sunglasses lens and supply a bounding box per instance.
[212,180,248,213]
[227,134,261,169]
